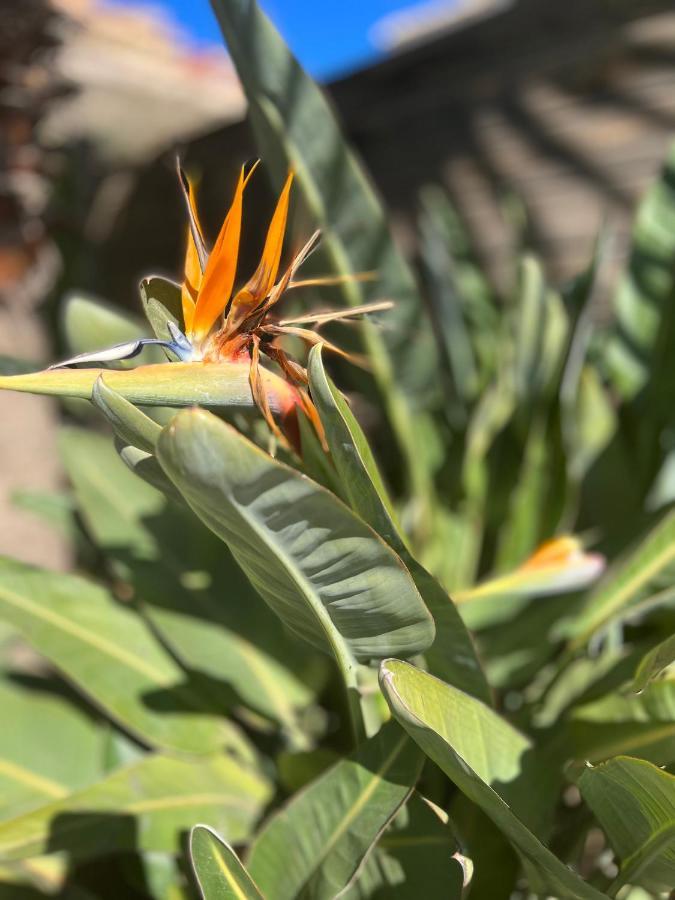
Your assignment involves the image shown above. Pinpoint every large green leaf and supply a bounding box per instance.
[343,793,464,900]
[576,756,675,894]
[307,346,490,704]
[247,722,422,900]
[569,509,675,648]
[0,753,270,863]
[379,659,607,899]
[0,557,246,757]
[157,409,435,663]
[0,675,105,821]
[59,428,316,739]
[209,0,438,501]
[190,826,263,900]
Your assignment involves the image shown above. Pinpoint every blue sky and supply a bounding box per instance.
[107,0,455,79]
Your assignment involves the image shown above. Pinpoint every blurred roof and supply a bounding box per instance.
[371,0,509,53]
[42,0,245,164]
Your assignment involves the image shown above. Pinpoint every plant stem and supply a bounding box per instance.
[332,640,367,746]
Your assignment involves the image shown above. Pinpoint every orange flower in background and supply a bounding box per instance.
[455,536,606,604]
[50,162,391,448]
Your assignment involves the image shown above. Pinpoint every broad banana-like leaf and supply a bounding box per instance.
[307,345,490,703]
[59,428,317,739]
[157,409,435,662]
[209,0,438,499]
[0,557,249,758]
[0,753,270,863]
[247,722,422,900]
[633,634,675,692]
[343,793,464,900]
[569,508,675,649]
[379,659,607,900]
[0,361,298,417]
[0,675,104,821]
[571,679,675,767]
[190,826,263,900]
[576,756,675,894]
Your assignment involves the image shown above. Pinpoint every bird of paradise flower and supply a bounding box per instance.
[50,160,391,449]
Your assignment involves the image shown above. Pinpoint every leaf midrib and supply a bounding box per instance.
[299,733,411,895]
[0,583,174,686]
[0,792,258,856]
[191,479,351,667]
[0,758,68,799]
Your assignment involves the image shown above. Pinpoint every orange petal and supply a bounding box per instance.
[191,163,256,341]
[182,226,201,335]
[225,171,294,333]
[519,536,584,571]
[246,170,293,302]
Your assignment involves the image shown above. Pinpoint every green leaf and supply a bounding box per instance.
[562,363,616,485]
[61,294,148,360]
[417,186,482,415]
[605,140,675,398]
[511,256,568,404]
[343,793,464,900]
[0,753,270,863]
[116,443,185,504]
[0,356,39,376]
[92,376,161,453]
[493,420,559,571]
[576,756,675,894]
[247,722,422,900]
[569,508,675,649]
[0,674,105,821]
[633,634,675,692]
[140,277,184,342]
[570,680,675,766]
[190,825,264,900]
[307,346,490,703]
[157,408,435,663]
[209,0,437,501]
[379,659,607,899]
[59,428,316,739]
[307,346,400,542]
[11,490,78,544]
[0,556,247,757]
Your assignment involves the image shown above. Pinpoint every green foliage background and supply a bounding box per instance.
[0,1,675,897]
